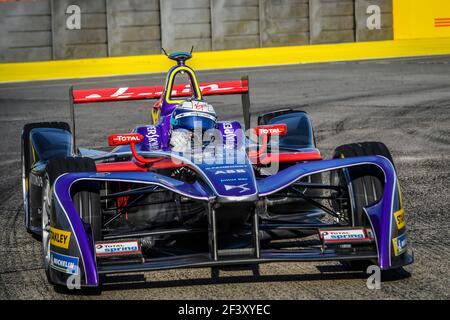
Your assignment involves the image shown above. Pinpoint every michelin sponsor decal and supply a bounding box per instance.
[95,241,141,257]
[392,233,407,256]
[50,227,71,249]
[50,251,79,275]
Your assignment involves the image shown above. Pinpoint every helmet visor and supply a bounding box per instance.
[172,110,216,131]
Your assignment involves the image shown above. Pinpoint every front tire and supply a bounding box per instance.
[42,156,101,290]
[331,141,395,271]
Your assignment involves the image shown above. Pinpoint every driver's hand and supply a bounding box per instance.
[170,129,192,152]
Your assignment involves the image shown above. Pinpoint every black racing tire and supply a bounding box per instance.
[42,156,101,290]
[331,141,395,271]
[21,122,71,233]
[332,141,394,226]
[45,156,101,239]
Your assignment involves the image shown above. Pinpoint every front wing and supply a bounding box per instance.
[47,156,412,287]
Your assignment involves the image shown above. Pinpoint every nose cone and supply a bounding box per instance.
[195,150,258,202]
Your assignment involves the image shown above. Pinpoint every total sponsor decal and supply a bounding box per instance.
[108,133,143,146]
[50,251,79,275]
[394,208,406,230]
[319,228,372,244]
[392,233,407,256]
[95,240,141,257]
[254,124,287,136]
[50,227,71,249]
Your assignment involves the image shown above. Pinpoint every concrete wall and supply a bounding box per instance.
[355,0,392,41]
[161,0,212,52]
[107,0,161,56]
[0,1,52,62]
[310,0,355,44]
[0,0,395,62]
[211,0,260,50]
[52,0,108,59]
[260,0,310,47]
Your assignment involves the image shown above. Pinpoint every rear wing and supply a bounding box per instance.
[72,79,249,103]
[69,77,251,151]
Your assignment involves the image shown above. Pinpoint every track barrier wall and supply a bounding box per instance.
[0,0,394,62]
[0,0,449,82]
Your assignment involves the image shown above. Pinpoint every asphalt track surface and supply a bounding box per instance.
[0,56,449,300]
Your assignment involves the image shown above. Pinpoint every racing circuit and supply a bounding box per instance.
[0,55,449,299]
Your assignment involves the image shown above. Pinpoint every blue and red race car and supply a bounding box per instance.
[21,52,412,291]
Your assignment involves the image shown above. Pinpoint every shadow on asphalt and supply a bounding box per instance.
[96,264,411,293]
[51,265,411,295]
[99,267,368,292]
[318,264,411,282]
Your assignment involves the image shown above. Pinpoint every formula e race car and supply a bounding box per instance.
[21,52,412,291]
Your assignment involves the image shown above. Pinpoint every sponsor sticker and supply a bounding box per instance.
[180,100,215,113]
[50,251,79,275]
[50,227,71,249]
[145,126,160,150]
[108,133,143,146]
[394,209,406,230]
[319,228,371,243]
[254,124,287,136]
[214,169,246,175]
[95,241,141,257]
[366,228,375,240]
[392,233,407,256]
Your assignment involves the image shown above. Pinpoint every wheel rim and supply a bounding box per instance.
[42,177,51,270]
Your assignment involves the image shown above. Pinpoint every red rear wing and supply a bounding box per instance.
[72,80,249,104]
[68,77,251,151]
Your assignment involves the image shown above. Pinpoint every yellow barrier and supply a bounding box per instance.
[394,0,450,39]
[1,38,450,83]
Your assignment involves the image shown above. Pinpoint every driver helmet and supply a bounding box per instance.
[170,99,217,132]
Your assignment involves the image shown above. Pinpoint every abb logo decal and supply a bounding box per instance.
[108,133,144,146]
